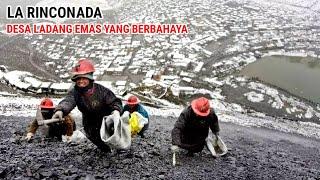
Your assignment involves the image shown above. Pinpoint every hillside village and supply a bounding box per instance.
[1,1,320,179]
[0,0,319,121]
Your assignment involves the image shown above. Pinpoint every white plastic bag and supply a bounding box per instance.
[206,133,228,157]
[100,111,131,150]
[62,130,87,143]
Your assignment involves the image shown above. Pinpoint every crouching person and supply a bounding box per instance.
[52,59,123,152]
[171,97,220,156]
[25,98,75,142]
[123,95,149,138]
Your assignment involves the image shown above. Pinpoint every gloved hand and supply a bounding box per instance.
[121,111,130,123]
[135,112,148,125]
[52,111,63,121]
[214,132,220,144]
[111,110,120,121]
[62,135,72,143]
[171,145,179,153]
[25,132,34,141]
[65,135,72,143]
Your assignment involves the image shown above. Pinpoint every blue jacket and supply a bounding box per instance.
[123,104,149,119]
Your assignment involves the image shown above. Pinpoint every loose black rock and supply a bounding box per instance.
[0,115,320,179]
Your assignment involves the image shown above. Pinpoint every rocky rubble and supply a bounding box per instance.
[0,115,320,179]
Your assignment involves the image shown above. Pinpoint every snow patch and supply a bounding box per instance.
[220,112,320,139]
[244,91,264,102]
[0,95,319,139]
[304,108,313,119]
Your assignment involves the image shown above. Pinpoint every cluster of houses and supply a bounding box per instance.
[24,0,319,79]
[2,0,320,102]
[0,68,127,96]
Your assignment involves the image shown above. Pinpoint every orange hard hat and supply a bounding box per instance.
[72,59,95,75]
[40,98,55,109]
[191,97,210,116]
[127,95,139,105]
[71,59,95,81]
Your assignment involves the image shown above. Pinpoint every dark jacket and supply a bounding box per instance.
[27,114,75,138]
[171,106,219,152]
[55,83,123,151]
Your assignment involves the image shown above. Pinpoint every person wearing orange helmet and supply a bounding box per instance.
[25,98,75,142]
[171,97,220,156]
[123,95,149,137]
[52,59,123,152]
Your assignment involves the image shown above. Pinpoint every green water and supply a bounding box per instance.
[241,55,320,104]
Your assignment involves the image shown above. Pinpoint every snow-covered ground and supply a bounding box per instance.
[241,0,320,12]
[1,0,319,143]
[35,0,123,22]
[36,0,123,11]
[230,76,320,120]
[1,94,320,140]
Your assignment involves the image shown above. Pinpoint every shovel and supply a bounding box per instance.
[37,118,65,126]
[173,152,176,166]
[35,107,64,126]
[171,145,179,166]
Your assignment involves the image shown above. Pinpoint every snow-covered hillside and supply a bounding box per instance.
[36,0,122,10]
[34,0,123,22]
[239,0,320,12]
[1,94,319,140]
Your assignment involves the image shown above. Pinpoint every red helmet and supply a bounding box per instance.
[127,95,139,105]
[72,59,95,75]
[40,98,55,109]
[191,97,211,116]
